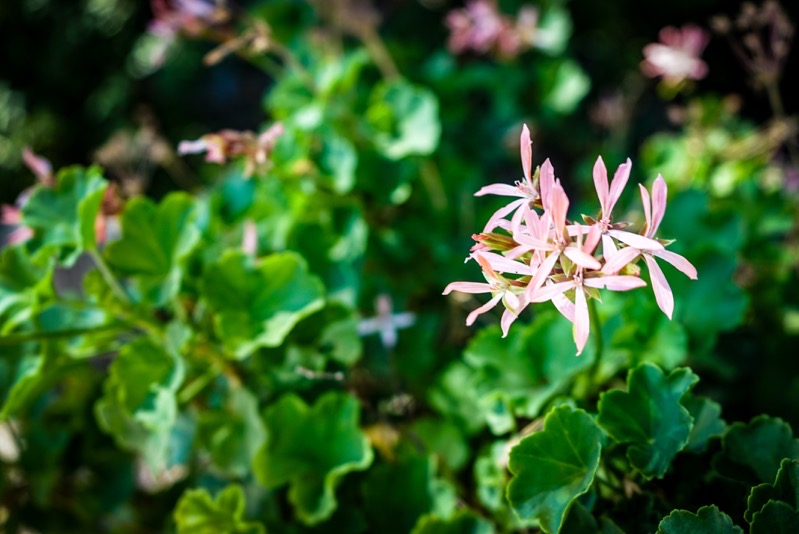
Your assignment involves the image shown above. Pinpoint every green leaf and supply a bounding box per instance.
[174,484,266,534]
[0,244,54,333]
[201,251,325,359]
[366,80,441,159]
[750,500,799,534]
[713,415,799,485]
[506,405,602,533]
[362,451,436,534]
[0,352,45,419]
[254,391,373,525]
[94,337,185,469]
[746,459,799,523]
[317,128,357,194]
[540,59,591,115]
[411,417,469,471]
[411,510,494,534]
[197,385,266,478]
[682,393,726,453]
[656,505,742,533]
[597,363,698,478]
[21,165,107,265]
[104,192,200,306]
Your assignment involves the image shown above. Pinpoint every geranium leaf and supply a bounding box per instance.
[104,192,200,306]
[746,459,799,523]
[94,337,185,470]
[21,165,107,265]
[411,510,494,534]
[0,244,54,334]
[656,505,742,533]
[750,500,799,534]
[597,363,698,478]
[253,391,373,525]
[506,405,602,533]
[713,415,799,485]
[174,484,265,534]
[682,393,726,453]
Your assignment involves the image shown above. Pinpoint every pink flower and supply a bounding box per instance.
[602,175,697,319]
[178,123,284,177]
[641,25,710,86]
[443,252,527,337]
[444,0,537,59]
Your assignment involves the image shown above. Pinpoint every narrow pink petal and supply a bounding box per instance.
[564,247,602,271]
[549,182,570,238]
[479,252,530,275]
[6,226,33,245]
[513,232,554,251]
[520,124,533,183]
[529,280,574,303]
[482,198,527,232]
[593,156,609,215]
[551,291,576,322]
[574,287,590,356]
[644,254,674,319]
[242,219,257,256]
[501,308,518,338]
[601,246,640,274]
[177,138,208,155]
[475,183,525,197]
[510,202,526,234]
[608,229,664,250]
[525,250,561,301]
[443,281,493,295]
[602,233,618,259]
[503,290,520,311]
[539,158,555,211]
[651,249,698,279]
[607,158,632,214]
[638,183,652,237]
[566,224,592,237]
[1,205,21,225]
[22,147,53,186]
[466,294,503,325]
[582,224,602,255]
[475,253,501,281]
[651,174,668,235]
[584,275,647,291]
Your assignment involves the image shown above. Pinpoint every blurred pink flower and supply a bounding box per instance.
[178,123,284,177]
[445,0,536,59]
[641,24,710,86]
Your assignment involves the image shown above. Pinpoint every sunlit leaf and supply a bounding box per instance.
[174,484,265,534]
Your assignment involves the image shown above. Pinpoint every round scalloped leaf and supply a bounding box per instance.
[411,510,494,534]
[174,484,265,534]
[657,505,742,533]
[253,391,373,525]
[201,250,325,359]
[682,393,726,453]
[750,500,799,534]
[506,405,602,533]
[746,459,799,523]
[105,192,200,306]
[713,415,799,485]
[597,363,698,478]
[21,165,107,266]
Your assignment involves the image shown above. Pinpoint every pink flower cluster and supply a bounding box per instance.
[445,0,538,59]
[444,126,697,355]
[147,0,230,67]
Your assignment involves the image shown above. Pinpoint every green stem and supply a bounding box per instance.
[359,27,400,80]
[0,323,127,345]
[178,364,220,404]
[588,297,604,381]
[87,248,129,304]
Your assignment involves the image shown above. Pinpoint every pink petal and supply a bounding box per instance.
[651,175,667,236]
[593,156,609,215]
[601,246,640,274]
[551,290,576,322]
[607,158,632,215]
[644,254,674,319]
[242,219,257,256]
[482,198,527,232]
[564,246,602,271]
[574,287,590,356]
[479,251,530,275]
[529,280,574,303]
[177,138,208,155]
[513,232,554,252]
[475,183,525,198]
[22,147,53,186]
[443,281,492,295]
[584,275,647,291]
[501,308,518,338]
[651,249,698,279]
[466,294,503,325]
[520,124,533,183]
[602,233,618,259]
[539,158,555,211]
[525,250,561,301]
[549,182,570,238]
[639,183,653,238]
[582,224,602,255]
[608,229,664,250]
[475,253,501,281]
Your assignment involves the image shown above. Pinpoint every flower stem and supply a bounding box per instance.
[588,297,604,381]
[88,248,130,304]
